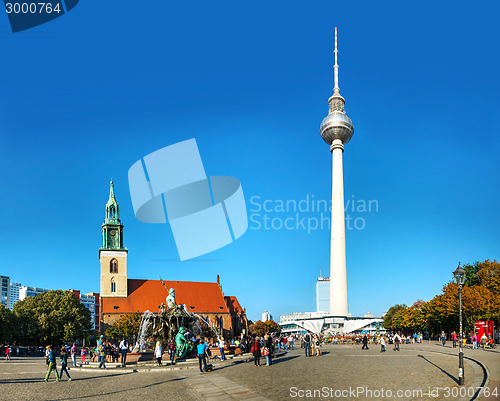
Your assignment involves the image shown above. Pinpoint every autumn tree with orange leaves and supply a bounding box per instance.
[384,260,499,334]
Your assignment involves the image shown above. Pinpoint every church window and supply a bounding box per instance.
[110,259,118,273]
[111,278,116,293]
[109,206,116,218]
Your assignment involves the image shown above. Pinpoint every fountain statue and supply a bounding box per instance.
[132,276,218,359]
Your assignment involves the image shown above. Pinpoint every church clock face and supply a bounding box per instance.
[110,230,116,236]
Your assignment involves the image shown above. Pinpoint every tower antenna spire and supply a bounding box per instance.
[334,27,339,94]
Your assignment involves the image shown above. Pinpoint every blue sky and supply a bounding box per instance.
[0,0,498,322]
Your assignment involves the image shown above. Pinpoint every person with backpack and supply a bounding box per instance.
[59,346,72,381]
[480,333,487,350]
[81,347,87,364]
[393,333,401,351]
[314,335,322,356]
[44,345,60,382]
[303,333,311,357]
[251,337,262,367]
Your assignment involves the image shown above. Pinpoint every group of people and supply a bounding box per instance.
[301,333,322,357]
[442,330,495,350]
[250,334,275,366]
[43,344,73,382]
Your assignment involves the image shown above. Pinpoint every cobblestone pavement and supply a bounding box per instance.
[214,344,485,401]
[0,342,495,401]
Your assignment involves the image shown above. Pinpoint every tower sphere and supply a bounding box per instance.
[320,94,354,146]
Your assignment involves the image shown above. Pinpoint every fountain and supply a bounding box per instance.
[127,277,220,362]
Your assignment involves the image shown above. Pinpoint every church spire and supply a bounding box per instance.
[101,180,125,250]
[109,178,115,200]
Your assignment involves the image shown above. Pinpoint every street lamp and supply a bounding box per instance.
[453,262,466,386]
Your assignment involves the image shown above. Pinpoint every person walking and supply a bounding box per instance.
[155,341,163,366]
[219,337,226,361]
[288,335,294,350]
[119,338,128,367]
[440,331,446,346]
[168,341,176,365]
[251,337,262,367]
[5,346,11,361]
[70,343,78,367]
[304,333,311,357]
[393,333,401,351]
[59,347,72,381]
[362,335,369,350]
[44,345,60,382]
[380,336,386,352]
[197,339,209,373]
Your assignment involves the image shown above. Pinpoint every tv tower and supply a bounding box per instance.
[319,28,354,316]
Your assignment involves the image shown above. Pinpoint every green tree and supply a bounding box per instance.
[105,312,142,342]
[383,304,407,330]
[13,290,91,345]
[463,261,482,287]
[0,304,15,344]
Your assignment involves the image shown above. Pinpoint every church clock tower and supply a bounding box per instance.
[99,180,128,298]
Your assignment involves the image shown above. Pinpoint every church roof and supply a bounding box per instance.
[101,279,230,315]
[224,295,244,314]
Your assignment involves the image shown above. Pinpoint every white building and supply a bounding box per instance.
[279,311,384,336]
[262,310,273,322]
[8,282,22,309]
[316,276,330,313]
[19,285,50,300]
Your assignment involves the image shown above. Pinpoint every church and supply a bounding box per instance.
[99,181,248,340]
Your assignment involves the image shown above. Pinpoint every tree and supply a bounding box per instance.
[105,312,142,342]
[264,320,281,335]
[400,300,426,332]
[0,304,15,344]
[475,260,500,296]
[383,304,407,330]
[424,282,500,334]
[249,320,267,337]
[13,290,92,345]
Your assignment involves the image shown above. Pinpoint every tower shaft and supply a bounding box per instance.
[320,28,353,317]
[330,139,348,316]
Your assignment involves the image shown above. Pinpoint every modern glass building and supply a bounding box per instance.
[316,276,330,313]
[8,282,22,309]
[1,275,10,307]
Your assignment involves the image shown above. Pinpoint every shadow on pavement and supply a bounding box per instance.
[417,354,458,385]
[49,377,186,400]
[0,371,136,384]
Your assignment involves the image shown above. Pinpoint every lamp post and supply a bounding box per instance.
[453,262,466,385]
